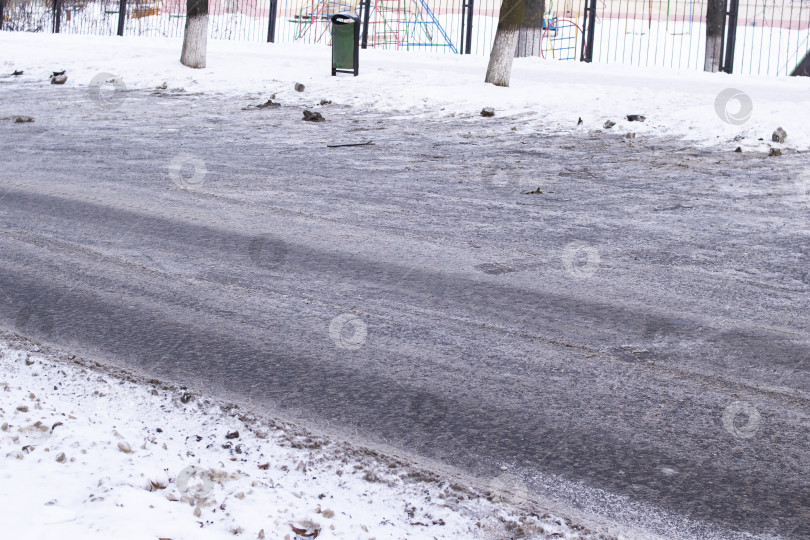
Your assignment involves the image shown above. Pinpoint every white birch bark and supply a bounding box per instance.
[181,14,209,69]
[486,27,520,87]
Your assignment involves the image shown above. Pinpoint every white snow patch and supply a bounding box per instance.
[0,333,589,540]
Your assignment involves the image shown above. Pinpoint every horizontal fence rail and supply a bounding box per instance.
[1,0,808,75]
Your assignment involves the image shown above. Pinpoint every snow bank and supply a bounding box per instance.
[1,32,808,153]
[0,332,590,540]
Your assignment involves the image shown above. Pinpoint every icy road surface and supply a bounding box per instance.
[1,84,809,539]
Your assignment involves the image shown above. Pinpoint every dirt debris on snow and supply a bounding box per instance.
[50,71,67,84]
[303,110,325,122]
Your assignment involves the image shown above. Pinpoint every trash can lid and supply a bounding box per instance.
[331,13,359,24]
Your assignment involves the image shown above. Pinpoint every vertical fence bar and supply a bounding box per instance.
[718,0,727,69]
[117,0,127,36]
[267,0,277,42]
[52,0,62,32]
[720,0,738,73]
[580,0,596,61]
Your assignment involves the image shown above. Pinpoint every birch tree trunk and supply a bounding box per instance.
[704,0,723,72]
[485,0,525,86]
[790,50,810,76]
[515,0,544,57]
[181,0,209,69]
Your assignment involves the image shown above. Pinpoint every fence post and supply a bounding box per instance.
[720,0,739,73]
[360,0,370,49]
[117,0,126,36]
[51,0,62,33]
[267,0,277,42]
[464,0,473,54]
[460,0,474,54]
[580,0,596,62]
[0,0,5,31]
[460,2,466,53]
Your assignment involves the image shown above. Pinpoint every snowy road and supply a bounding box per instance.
[2,84,809,538]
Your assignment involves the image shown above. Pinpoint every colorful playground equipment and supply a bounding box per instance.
[541,0,583,60]
[291,0,582,58]
[291,0,456,52]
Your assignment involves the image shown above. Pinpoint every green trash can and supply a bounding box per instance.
[331,14,360,77]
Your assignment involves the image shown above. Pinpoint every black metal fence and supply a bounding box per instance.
[578,0,810,75]
[1,0,809,75]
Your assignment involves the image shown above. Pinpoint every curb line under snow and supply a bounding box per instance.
[0,331,609,540]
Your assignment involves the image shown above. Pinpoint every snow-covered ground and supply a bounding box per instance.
[0,332,602,540]
[1,31,808,153]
